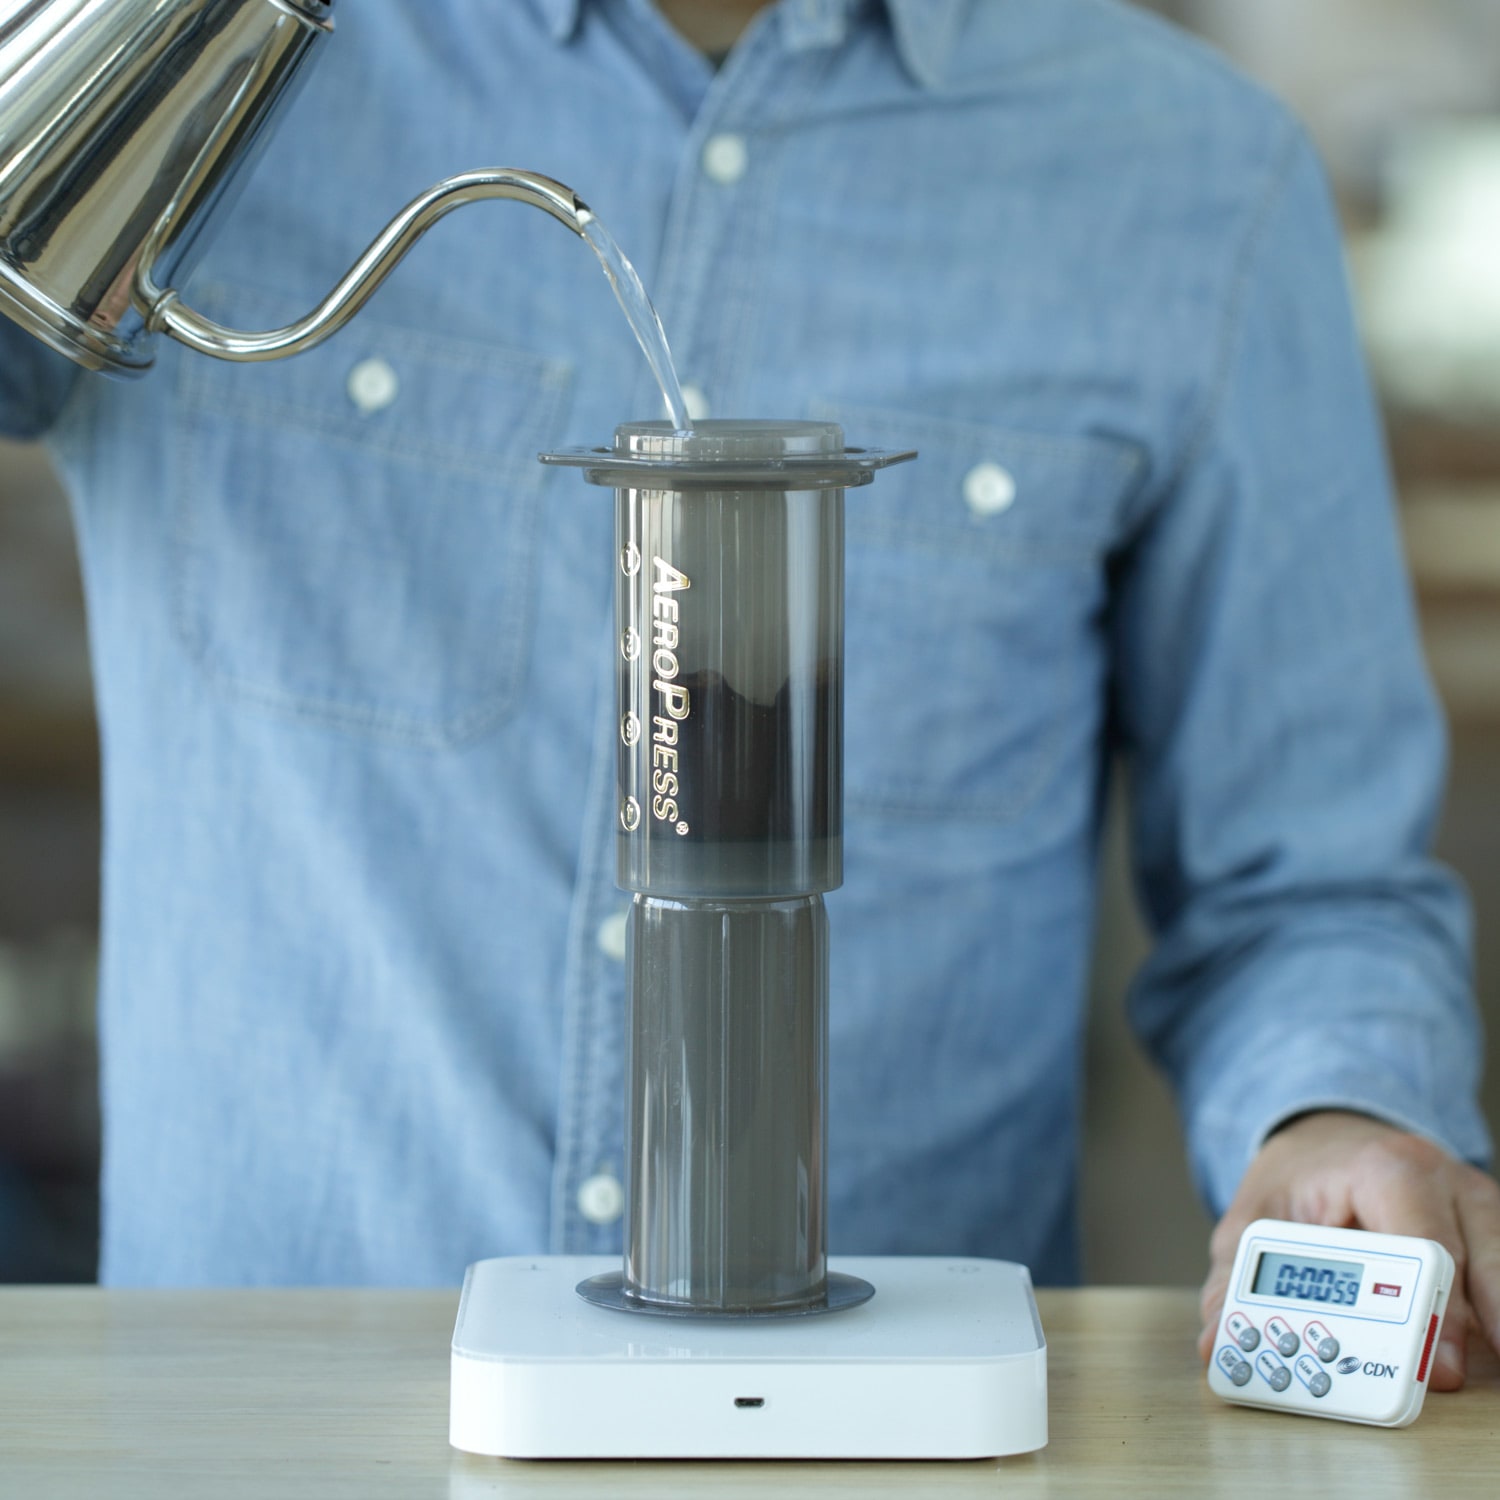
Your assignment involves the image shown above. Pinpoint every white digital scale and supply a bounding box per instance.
[1208,1219,1455,1427]
[450,1255,1048,1459]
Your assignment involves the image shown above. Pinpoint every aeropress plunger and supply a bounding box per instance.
[543,421,914,1317]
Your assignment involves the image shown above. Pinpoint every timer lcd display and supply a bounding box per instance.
[1252,1252,1364,1306]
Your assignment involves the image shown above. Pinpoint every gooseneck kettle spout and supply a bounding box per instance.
[138,168,590,364]
[0,0,589,376]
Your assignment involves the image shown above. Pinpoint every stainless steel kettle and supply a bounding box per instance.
[0,0,588,376]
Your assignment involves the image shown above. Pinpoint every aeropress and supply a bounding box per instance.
[572,420,897,1321]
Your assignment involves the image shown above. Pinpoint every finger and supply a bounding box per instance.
[1455,1170,1500,1359]
[1198,1197,1271,1362]
[1349,1146,1470,1389]
[1197,1280,1227,1365]
[1431,1291,1473,1392]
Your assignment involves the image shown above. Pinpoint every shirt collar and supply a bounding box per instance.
[538,0,967,90]
[883,0,967,90]
[537,0,580,42]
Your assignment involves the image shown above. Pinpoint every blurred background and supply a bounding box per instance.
[2,0,1499,1284]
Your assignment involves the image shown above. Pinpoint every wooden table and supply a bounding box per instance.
[0,1288,1494,1496]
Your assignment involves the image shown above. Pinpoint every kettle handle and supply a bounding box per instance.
[138,169,589,362]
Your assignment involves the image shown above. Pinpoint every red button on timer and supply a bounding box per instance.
[1416,1314,1440,1383]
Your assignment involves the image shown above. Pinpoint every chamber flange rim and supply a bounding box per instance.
[539,445,916,490]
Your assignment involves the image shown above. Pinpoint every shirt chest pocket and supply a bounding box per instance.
[815,405,1143,821]
[171,282,572,748]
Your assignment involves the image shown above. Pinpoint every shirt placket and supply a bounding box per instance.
[547,9,836,1254]
[549,631,634,1254]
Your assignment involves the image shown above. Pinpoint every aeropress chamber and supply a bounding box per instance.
[543,421,914,1318]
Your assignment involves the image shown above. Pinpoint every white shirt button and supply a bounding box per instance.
[679,383,712,421]
[577,1173,625,1226]
[596,910,629,963]
[347,356,399,414]
[702,133,749,185]
[962,461,1017,516]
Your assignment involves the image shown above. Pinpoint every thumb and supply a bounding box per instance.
[1199,1185,1276,1362]
[1198,1272,1230,1364]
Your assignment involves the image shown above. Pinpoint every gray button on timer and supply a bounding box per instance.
[1296,1355,1333,1398]
[1217,1347,1253,1387]
[1257,1351,1292,1393]
[1266,1316,1299,1358]
[1304,1321,1339,1362]
[1226,1311,1259,1352]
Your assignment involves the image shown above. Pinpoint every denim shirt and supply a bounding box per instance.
[1,0,1488,1286]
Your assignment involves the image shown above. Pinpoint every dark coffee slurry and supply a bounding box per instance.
[671,666,841,845]
[618,661,843,896]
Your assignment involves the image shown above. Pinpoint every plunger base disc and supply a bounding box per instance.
[574,1268,877,1319]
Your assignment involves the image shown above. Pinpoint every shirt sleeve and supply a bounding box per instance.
[1112,122,1492,1216]
[0,318,82,439]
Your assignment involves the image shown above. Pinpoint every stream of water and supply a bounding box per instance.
[580,211,692,431]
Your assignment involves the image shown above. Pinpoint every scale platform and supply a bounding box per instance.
[450,1255,1047,1460]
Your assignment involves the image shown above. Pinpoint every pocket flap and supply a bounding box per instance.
[812,403,1142,821]
[179,281,572,480]
[172,281,573,748]
[815,402,1143,562]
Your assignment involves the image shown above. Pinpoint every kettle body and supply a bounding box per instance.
[0,0,334,376]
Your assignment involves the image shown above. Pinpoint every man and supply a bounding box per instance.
[2,0,1496,1387]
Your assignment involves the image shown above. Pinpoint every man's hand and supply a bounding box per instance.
[1198,1112,1500,1390]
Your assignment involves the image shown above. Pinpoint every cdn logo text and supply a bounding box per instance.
[1362,1363,1399,1379]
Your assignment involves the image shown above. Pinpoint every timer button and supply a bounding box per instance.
[1216,1346,1253,1387]
[1296,1356,1333,1398]
[1304,1321,1339,1362]
[1226,1311,1260,1352]
[1256,1351,1293,1393]
[1266,1316,1299,1358]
